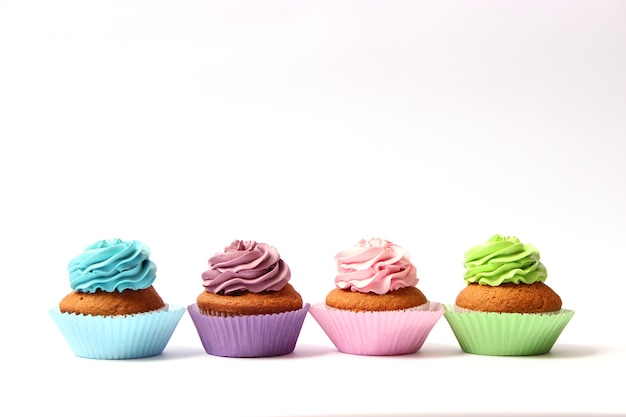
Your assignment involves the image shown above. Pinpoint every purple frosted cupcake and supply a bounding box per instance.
[188,240,309,357]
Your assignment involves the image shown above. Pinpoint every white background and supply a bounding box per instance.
[1,1,625,416]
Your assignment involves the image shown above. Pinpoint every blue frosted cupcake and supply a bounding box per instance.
[49,238,185,359]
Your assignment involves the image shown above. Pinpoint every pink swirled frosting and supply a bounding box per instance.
[201,240,291,294]
[335,238,418,294]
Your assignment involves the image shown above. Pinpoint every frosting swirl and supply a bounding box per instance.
[201,240,291,294]
[464,234,547,286]
[68,238,157,293]
[334,238,418,294]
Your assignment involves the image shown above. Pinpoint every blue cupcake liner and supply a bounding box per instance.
[49,304,185,359]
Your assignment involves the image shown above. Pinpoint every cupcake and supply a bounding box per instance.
[49,238,185,359]
[444,234,575,356]
[187,240,309,358]
[308,238,444,356]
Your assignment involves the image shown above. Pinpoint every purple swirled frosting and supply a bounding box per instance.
[201,240,291,294]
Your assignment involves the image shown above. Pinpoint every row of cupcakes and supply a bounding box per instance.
[49,235,575,359]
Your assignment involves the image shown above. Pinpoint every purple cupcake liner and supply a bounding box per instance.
[187,303,310,357]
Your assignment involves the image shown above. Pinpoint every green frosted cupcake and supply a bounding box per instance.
[444,234,574,356]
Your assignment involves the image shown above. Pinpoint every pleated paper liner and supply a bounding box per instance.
[308,301,444,356]
[187,303,310,358]
[49,304,186,359]
[444,304,575,356]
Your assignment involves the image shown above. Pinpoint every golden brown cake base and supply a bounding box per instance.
[59,285,166,316]
[325,286,427,312]
[455,282,562,313]
[196,283,303,316]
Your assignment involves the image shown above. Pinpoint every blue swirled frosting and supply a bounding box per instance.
[68,238,157,293]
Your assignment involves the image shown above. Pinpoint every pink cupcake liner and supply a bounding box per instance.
[308,301,444,356]
[48,304,186,359]
[187,303,310,357]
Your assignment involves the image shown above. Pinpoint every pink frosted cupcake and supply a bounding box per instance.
[187,240,309,357]
[309,238,443,356]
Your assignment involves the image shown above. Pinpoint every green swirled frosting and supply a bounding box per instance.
[68,238,157,293]
[463,234,547,286]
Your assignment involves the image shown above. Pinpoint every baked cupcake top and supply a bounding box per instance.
[201,240,291,294]
[68,238,157,293]
[334,238,418,295]
[463,234,547,286]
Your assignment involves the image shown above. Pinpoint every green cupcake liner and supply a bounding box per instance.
[443,304,575,356]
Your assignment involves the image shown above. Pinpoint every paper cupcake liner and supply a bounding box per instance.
[187,303,310,358]
[308,301,444,356]
[49,304,186,359]
[443,304,575,356]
